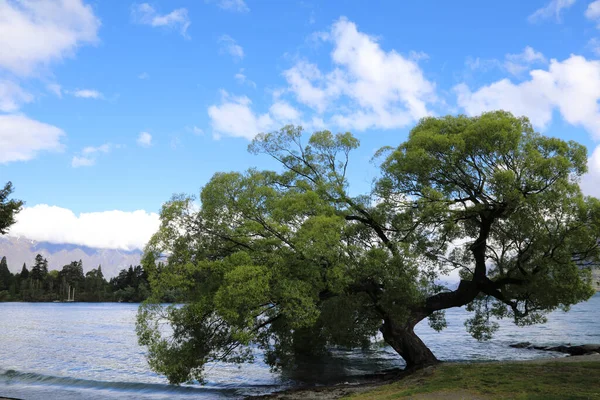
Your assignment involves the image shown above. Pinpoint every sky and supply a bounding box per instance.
[2,0,600,251]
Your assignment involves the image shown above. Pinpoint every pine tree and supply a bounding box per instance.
[0,256,12,291]
[20,263,29,280]
[31,254,48,287]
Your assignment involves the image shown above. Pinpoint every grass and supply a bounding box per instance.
[344,361,600,400]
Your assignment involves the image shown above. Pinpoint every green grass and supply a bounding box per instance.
[344,362,600,399]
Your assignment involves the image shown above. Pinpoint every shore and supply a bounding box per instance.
[248,353,600,400]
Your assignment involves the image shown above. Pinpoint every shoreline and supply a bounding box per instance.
[245,353,600,400]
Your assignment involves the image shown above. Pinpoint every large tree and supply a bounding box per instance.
[30,254,48,285]
[137,111,600,384]
[0,256,11,291]
[0,182,23,235]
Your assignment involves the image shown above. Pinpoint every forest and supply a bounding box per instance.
[0,254,151,302]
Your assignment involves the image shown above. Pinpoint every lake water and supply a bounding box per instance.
[1,293,598,399]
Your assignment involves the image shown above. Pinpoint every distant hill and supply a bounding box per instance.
[0,236,142,279]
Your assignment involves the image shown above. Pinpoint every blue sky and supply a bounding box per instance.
[2,0,600,250]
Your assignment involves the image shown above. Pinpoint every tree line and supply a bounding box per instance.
[0,254,151,302]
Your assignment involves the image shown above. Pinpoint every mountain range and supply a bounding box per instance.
[0,236,142,279]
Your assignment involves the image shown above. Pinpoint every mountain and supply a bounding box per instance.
[0,236,142,278]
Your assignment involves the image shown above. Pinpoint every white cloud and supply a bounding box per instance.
[0,80,33,112]
[72,143,118,167]
[207,17,437,137]
[71,89,102,99]
[586,0,600,26]
[191,126,204,135]
[47,83,62,98]
[283,17,436,130]
[588,38,600,56]
[282,61,334,113]
[528,0,576,23]
[219,35,244,61]
[131,3,190,38]
[0,114,65,163]
[504,46,547,75]
[9,205,160,251]
[234,69,256,88]
[215,0,249,12]
[269,101,302,121]
[82,143,112,154]
[208,91,274,139]
[465,56,501,72]
[71,155,95,167]
[455,55,600,139]
[137,131,153,147]
[138,72,150,79]
[0,0,100,77]
[581,145,600,198]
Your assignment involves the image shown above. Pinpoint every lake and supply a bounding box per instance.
[1,294,599,399]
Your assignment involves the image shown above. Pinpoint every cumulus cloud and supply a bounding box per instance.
[586,0,600,26]
[208,91,274,139]
[208,17,436,138]
[0,114,65,163]
[581,145,600,198]
[528,0,576,23]
[71,89,103,99]
[9,205,160,251]
[137,132,152,147]
[283,17,436,131]
[219,35,244,61]
[138,72,150,79]
[455,55,600,138]
[0,0,100,77]
[0,80,33,112]
[131,3,190,38]
[269,101,302,121]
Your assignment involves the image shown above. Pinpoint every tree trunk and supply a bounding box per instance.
[381,318,439,369]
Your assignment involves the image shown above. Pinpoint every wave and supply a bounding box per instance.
[0,369,281,397]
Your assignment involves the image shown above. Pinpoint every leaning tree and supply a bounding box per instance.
[137,111,600,384]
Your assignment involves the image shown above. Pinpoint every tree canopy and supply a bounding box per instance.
[0,182,23,235]
[137,111,600,384]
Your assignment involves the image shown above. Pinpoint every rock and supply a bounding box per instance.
[509,342,532,349]
[546,345,571,353]
[536,344,600,356]
[581,344,600,353]
[509,343,600,356]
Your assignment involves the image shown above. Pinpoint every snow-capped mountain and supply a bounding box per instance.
[0,236,142,278]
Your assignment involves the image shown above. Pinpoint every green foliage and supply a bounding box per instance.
[138,115,600,384]
[0,182,23,235]
[110,265,150,302]
[0,256,11,291]
[0,253,151,302]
